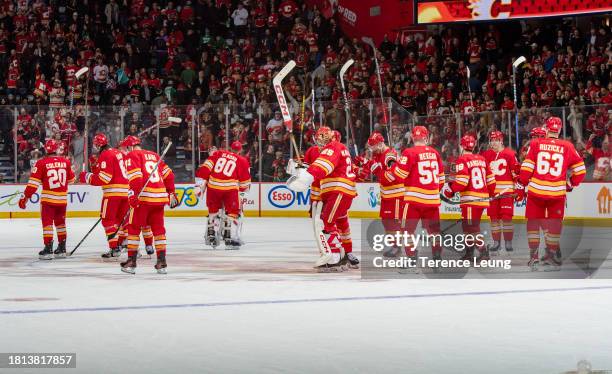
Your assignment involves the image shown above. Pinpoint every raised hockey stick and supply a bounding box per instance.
[137,116,182,137]
[339,59,358,155]
[273,60,301,161]
[362,36,391,145]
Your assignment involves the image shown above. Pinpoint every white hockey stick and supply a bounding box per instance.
[362,36,391,145]
[273,60,302,161]
[137,116,182,137]
[339,59,358,155]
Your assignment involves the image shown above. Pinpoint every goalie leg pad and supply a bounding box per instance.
[205,212,221,248]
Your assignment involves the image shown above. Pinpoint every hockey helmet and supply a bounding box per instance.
[460,134,476,152]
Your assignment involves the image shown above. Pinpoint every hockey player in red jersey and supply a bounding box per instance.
[117,138,155,255]
[355,132,403,256]
[19,139,76,259]
[442,135,496,262]
[79,133,131,258]
[122,136,178,274]
[517,116,586,269]
[195,142,251,249]
[481,131,518,252]
[520,127,546,161]
[287,126,359,271]
[393,126,445,260]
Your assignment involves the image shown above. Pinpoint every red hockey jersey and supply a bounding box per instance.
[196,150,251,192]
[450,153,495,207]
[303,145,321,201]
[307,141,356,197]
[481,147,518,195]
[518,138,585,199]
[393,145,445,206]
[24,156,76,205]
[84,148,129,198]
[368,147,403,200]
[125,149,175,205]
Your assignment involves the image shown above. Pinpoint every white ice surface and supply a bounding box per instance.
[1,217,612,374]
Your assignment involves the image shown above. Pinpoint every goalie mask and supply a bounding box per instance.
[315,126,334,147]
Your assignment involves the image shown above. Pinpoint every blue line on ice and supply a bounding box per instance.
[2,285,612,315]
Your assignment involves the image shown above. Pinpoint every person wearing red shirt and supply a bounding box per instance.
[19,139,76,259]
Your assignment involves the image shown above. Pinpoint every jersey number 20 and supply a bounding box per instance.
[47,169,67,189]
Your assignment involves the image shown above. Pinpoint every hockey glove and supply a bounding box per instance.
[287,168,314,192]
[89,155,99,174]
[127,189,139,208]
[515,182,525,202]
[169,193,180,209]
[79,171,91,184]
[566,180,574,192]
[18,195,27,210]
[441,183,455,199]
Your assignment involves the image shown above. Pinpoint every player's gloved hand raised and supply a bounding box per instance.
[18,195,27,209]
[79,171,91,183]
[515,182,525,202]
[89,155,99,174]
[441,183,454,199]
[353,156,366,167]
[127,190,139,208]
[287,168,314,192]
[169,192,179,209]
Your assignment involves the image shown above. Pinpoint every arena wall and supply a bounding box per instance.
[1,183,611,225]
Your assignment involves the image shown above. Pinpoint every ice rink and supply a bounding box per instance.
[2,217,612,374]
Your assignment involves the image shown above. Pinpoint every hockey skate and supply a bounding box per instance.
[39,242,53,260]
[315,252,345,273]
[120,254,137,274]
[475,249,490,264]
[54,240,66,259]
[223,216,242,250]
[154,252,167,274]
[382,246,400,258]
[528,249,539,271]
[398,252,420,274]
[460,247,475,263]
[345,252,360,269]
[487,241,501,255]
[540,249,562,270]
[505,241,513,252]
[101,248,122,259]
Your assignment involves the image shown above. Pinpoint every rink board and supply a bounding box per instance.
[1,183,611,224]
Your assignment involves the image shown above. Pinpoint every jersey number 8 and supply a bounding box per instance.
[144,161,161,182]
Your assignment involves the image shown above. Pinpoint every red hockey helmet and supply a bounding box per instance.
[545,116,562,134]
[44,139,59,154]
[315,126,334,146]
[489,131,504,142]
[230,141,242,152]
[530,127,546,139]
[460,134,476,151]
[93,133,108,148]
[412,125,429,142]
[367,132,385,147]
[120,135,141,147]
[332,130,341,142]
